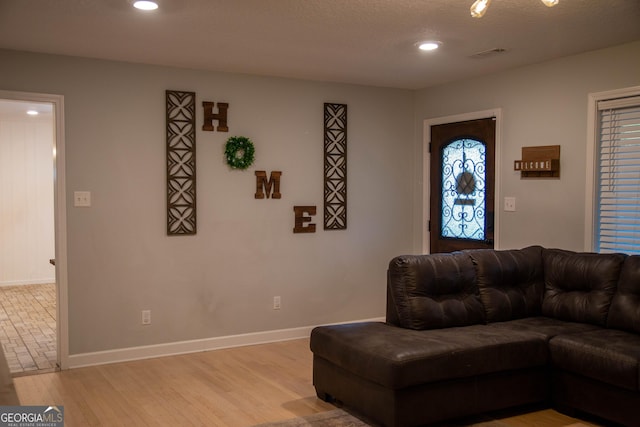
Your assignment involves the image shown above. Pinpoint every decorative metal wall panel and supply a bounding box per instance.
[166,90,197,235]
[323,103,347,230]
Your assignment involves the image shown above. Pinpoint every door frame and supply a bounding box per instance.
[423,109,502,254]
[0,89,69,370]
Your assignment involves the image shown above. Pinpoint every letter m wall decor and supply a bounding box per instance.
[166,90,197,235]
[324,103,347,230]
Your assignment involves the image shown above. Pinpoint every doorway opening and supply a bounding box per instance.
[0,91,68,374]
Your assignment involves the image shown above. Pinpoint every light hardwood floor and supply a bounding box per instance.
[13,338,601,427]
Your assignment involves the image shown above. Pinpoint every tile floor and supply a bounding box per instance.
[0,283,57,375]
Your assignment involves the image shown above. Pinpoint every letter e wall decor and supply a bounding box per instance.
[294,206,317,233]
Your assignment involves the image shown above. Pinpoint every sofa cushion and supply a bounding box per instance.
[469,246,544,322]
[542,249,625,326]
[387,252,485,330]
[310,322,548,390]
[550,329,640,391]
[608,255,640,334]
[487,316,599,340]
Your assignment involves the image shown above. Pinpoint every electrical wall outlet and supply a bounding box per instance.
[504,197,516,212]
[273,296,281,310]
[141,310,151,325]
[74,191,91,207]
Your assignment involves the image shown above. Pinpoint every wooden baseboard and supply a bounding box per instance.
[67,317,384,369]
[0,279,55,287]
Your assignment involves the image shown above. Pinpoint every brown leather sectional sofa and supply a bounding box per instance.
[310,246,640,426]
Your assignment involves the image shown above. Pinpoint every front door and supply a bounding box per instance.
[430,118,495,253]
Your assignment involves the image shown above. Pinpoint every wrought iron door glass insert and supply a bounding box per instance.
[441,138,486,240]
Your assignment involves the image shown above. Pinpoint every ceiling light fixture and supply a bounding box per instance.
[133,1,158,11]
[470,0,492,18]
[418,41,440,51]
[26,110,39,116]
[471,0,558,18]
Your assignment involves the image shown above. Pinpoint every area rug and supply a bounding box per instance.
[253,409,513,427]
[253,409,371,427]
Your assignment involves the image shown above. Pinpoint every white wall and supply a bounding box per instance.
[0,114,55,285]
[413,40,640,253]
[0,49,415,356]
[4,40,638,361]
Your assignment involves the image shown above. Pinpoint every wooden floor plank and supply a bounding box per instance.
[13,338,601,426]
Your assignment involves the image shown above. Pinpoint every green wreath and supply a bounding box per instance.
[224,136,255,170]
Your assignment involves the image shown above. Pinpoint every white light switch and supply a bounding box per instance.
[74,191,91,207]
[504,197,516,212]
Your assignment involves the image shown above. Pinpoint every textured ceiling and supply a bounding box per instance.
[1,0,639,89]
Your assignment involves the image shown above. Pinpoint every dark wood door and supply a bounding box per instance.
[430,118,495,253]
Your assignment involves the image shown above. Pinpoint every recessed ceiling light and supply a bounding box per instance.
[133,1,158,11]
[26,110,39,116]
[418,41,440,51]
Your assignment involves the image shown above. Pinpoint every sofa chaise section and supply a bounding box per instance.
[311,322,550,427]
[312,248,553,426]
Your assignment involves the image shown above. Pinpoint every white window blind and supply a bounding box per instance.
[596,95,640,255]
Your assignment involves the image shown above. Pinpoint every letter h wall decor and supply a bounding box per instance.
[323,103,347,230]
